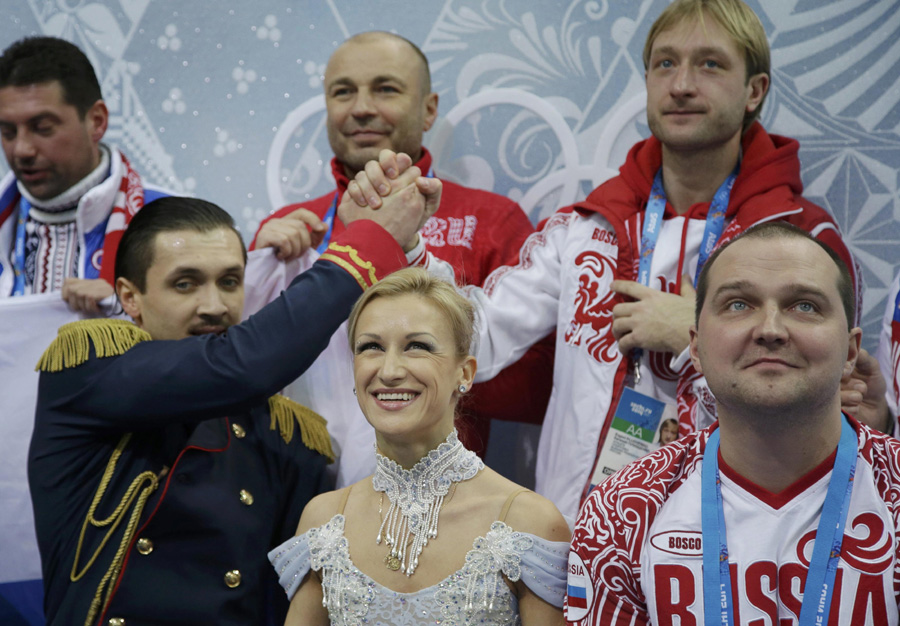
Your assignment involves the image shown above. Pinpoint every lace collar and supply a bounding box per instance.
[373,429,484,575]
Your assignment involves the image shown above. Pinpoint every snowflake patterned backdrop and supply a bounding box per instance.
[3,0,899,350]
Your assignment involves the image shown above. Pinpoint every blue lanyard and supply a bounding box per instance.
[638,167,736,289]
[12,199,30,296]
[630,167,736,383]
[315,193,339,255]
[316,167,435,255]
[700,417,857,626]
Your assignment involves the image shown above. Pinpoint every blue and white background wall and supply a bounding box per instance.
[2,1,899,624]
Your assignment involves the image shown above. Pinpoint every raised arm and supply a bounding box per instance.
[467,212,570,383]
[340,147,563,382]
[37,168,434,430]
[340,149,441,250]
[38,225,399,429]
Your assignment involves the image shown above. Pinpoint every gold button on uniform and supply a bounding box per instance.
[108,618,125,626]
[239,489,254,506]
[224,569,241,588]
[231,423,246,438]
[136,538,153,555]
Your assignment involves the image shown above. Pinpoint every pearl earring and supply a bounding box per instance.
[353,388,357,396]
[458,384,467,393]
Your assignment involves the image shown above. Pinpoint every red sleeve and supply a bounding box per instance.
[477,199,536,281]
[318,220,406,288]
[567,483,651,625]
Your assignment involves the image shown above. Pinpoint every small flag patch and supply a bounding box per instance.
[567,584,588,609]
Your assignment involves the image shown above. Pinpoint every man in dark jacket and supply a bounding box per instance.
[29,166,437,625]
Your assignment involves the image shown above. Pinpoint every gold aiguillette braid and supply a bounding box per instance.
[69,433,159,626]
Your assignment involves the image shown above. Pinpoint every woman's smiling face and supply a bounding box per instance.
[352,293,475,447]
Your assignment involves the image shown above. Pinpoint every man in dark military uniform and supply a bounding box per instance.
[29,166,438,626]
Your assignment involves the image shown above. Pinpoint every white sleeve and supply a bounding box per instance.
[268,532,312,600]
[462,214,570,382]
[417,250,457,284]
[876,270,900,432]
[241,248,317,318]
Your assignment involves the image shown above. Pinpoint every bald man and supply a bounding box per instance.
[248,32,553,482]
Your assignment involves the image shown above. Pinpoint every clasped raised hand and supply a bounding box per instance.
[339,150,442,252]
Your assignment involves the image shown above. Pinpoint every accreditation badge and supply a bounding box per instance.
[588,387,667,487]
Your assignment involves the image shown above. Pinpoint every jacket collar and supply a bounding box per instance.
[579,122,802,223]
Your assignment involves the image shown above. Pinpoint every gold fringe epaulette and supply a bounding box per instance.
[269,395,335,462]
[36,319,151,373]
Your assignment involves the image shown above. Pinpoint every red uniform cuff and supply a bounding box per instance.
[317,220,407,289]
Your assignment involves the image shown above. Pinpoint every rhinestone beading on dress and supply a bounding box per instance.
[309,516,533,625]
[308,515,375,625]
[436,521,532,622]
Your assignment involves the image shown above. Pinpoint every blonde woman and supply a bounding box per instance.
[270,268,569,625]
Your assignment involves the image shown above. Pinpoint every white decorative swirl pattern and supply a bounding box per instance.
[1,0,895,347]
[2,2,900,619]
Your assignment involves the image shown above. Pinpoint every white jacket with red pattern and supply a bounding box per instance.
[876,270,900,436]
[458,123,858,520]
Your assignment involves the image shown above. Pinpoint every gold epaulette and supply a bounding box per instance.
[268,395,335,462]
[36,319,151,373]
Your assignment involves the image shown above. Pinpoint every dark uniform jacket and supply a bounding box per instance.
[28,221,406,626]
